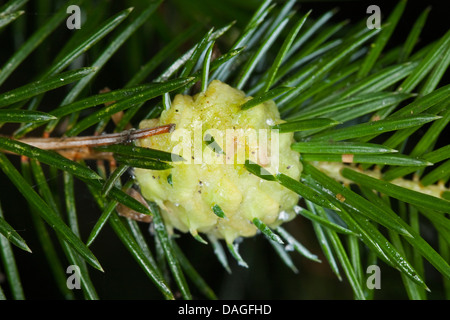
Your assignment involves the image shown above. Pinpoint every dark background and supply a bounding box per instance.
[0,0,449,300]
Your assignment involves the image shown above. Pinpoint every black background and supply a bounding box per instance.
[0,0,449,300]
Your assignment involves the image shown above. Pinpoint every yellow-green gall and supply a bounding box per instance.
[135,80,302,244]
